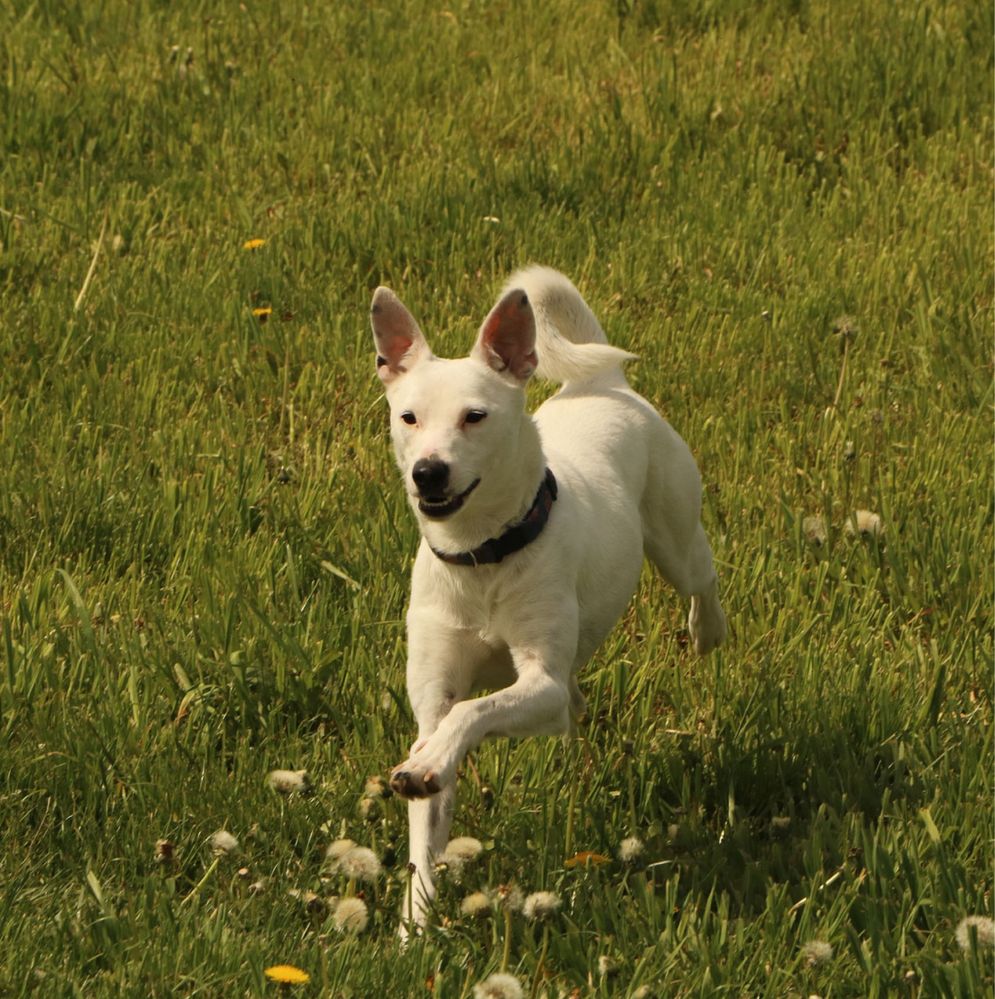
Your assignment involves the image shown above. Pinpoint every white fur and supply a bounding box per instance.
[370,267,727,934]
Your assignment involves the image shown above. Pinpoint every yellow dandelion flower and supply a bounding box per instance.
[243,238,266,250]
[564,850,610,869]
[252,307,273,321]
[264,964,310,984]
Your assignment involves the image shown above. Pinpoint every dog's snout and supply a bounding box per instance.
[412,457,450,496]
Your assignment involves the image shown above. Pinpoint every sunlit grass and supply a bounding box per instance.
[0,0,992,995]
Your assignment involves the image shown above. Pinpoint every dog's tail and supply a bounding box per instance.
[504,266,636,385]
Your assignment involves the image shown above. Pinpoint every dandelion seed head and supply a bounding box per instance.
[288,888,327,916]
[460,891,492,918]
[472,972,524,999]
[333,896,369,933]
[337,846,382,882]
[325,838,356,863]
[955,915,995,951]
[618,836,645,863]
[803,516,827,547]
[831,315,858,339]
[154,839,175,864]
[845,509,884,539]
[358,796,381,822]
[364,775,391,799]
[267,769,310,795]
[801,939,834,966]
[770,815,792,832]
[523,890,562,921]
[494,883,524,912]
[598,955,619,976]
[210,829,239,855]
[443,836,484,862]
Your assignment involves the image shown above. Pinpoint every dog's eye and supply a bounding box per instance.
[463,410,487,425]
[400,411,417,426]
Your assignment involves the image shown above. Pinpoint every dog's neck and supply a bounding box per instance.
[416,416,546,557]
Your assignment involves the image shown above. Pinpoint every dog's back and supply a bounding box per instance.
[511,267,727,655]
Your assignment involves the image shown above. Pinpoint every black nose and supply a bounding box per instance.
[412,458,450,496]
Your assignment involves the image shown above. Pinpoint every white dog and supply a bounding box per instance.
[370,266,726,930]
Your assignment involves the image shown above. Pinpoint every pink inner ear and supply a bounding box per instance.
[371,286,426,380]
[479,291,537,380]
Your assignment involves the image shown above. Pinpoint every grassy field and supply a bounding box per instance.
[1,0,992,995]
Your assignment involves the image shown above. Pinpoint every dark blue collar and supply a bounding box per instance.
[431,469,557,567]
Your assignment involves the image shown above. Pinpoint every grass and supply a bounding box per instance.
[0,0,992,995]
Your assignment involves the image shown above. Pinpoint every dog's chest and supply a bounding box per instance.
[417,558,534,648]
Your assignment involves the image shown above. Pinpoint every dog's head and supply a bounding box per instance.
[370,285,538,523]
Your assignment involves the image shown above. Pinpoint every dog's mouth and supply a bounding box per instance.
[417,479,480,519]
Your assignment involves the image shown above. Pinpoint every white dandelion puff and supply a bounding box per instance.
[336,846,382,882]
[955,915,995,952]
[364,775,391,799]
[461,891,492,918]
[618,836,645,863]
[324,838,357,865]
[288,888,327,916]
[802,515,827,547]
[844,509,884,539]
[442,836,484,863]
[154,839,175,864]
[598,954,619,977]
[523,890,562,921]
[209,829,239,855]
[472,972,523,999]
[267,769,310,795]
[333,896,369,933]
[358,796,381,821]
[801,939,834,966]
[494,883,524,912]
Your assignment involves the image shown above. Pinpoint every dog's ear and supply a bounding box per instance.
[472,287,537,382]
[371,287,431,385]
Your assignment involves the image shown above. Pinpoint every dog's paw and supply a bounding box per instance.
[390,764,443,799]
[689,590,727,656]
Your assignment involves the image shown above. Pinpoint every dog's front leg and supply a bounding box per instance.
[400,682,461,934]
[392,607,578,808]
[394,615,492,933]
[401,782,455,935]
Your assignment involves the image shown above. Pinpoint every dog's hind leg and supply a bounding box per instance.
[640,435,727,655]
[644,519,727,655]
